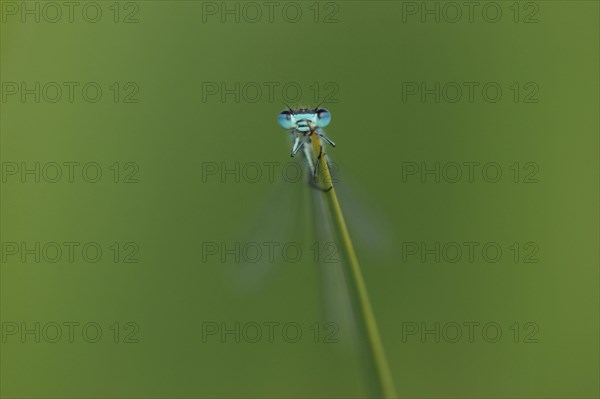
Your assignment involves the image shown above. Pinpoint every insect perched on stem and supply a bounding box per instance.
[271,106,398,397]
[277,106,336,191]
[275,107,397,397]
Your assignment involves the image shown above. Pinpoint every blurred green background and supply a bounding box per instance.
[1,1,598,398]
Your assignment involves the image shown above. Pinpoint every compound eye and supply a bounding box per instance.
[316,108,331,128]
[277,110,293,129]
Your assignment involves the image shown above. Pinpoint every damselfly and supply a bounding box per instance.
[273,106,396,397]
[277,106,336,191]
[228,106,397,395]
[233,105,392,287]
[233,105,391,302]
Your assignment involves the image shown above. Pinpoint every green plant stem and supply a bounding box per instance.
[311,134,397,399]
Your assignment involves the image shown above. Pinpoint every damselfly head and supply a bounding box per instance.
[277,107,332,132]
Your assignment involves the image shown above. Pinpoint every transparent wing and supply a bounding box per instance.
[229,162,308,293]
[308,186,356,347]
[334,178,395,261]
[308,173,395,347]
[309,139,395,260]
[229,149,393,350]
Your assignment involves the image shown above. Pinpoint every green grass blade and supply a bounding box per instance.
[310,135,397,399]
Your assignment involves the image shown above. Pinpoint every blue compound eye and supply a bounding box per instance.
[316,108,331,128]
[278,110,293,129]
